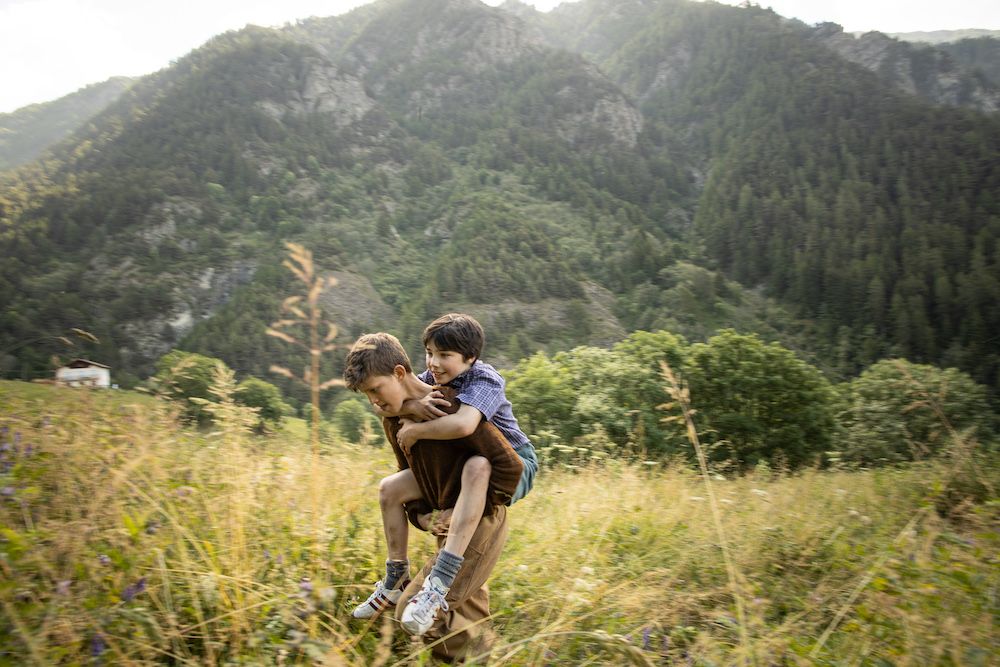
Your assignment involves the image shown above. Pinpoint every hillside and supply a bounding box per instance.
[526,0,1000,388]
[938,37,1000,87]
[0,0,998,399]
[0,77,133,171]
[810,24,999,112]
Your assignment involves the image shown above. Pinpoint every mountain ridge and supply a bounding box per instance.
[1,0,997,401]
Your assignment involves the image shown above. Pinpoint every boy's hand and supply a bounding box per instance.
[397,418,418,455]
[415,508,453,537]
[402,391,450,421]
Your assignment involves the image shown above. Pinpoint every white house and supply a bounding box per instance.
[55,359,111,388]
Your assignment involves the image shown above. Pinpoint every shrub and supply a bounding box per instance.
[835,359,995,465]
[331,398,380,445]
[153,350,230,423]
[682,330,837,469]
[234,376,290,432]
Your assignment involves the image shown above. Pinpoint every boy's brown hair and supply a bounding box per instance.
[343,332,413,391]
[422,313,485,362]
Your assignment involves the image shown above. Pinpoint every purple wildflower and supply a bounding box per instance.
[642,627,652,651]
[98,554,112,566]
[1,486,15,498]
[57,580,72,596]
[299,578,313,595]
[90,632,107,657]
[121,577,146,602]
[263,548,271,561]
[144,520,159,535]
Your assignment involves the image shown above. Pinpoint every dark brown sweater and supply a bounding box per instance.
[382,386,524,526]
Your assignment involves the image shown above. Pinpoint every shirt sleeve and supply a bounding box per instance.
[417,369,434,384]
[456,370,505,422]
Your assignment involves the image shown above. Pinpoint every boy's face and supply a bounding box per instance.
[357,366,408,416]
[425,341,474,386]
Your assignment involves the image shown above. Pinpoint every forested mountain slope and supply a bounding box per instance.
[1,0,998,399]
[938,37,1000,87]
[0,77,133,170]
[524,0,1000,389]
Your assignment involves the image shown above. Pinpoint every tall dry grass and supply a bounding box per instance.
[0,378,996,665]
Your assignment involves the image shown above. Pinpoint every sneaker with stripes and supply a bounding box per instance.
[351,578,409,619]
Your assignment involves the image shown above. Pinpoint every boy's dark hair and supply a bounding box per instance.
[343,332,412,391]
[422,313,485,362]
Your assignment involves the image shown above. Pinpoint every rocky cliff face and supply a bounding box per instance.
[811,24,1000,113]
[255,57,374,126]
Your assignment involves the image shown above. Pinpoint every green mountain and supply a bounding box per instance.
[811,25,999,112]
[1,0,998,401]
[0,77,133,171]
[523,0,1000,389]
[938,37,1000,87]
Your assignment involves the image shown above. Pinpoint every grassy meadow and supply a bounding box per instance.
[0,379,997,665]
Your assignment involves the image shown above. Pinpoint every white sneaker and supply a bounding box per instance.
[351,578,408,619]
[400,576,449,635]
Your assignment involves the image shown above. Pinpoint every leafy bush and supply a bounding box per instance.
[331,398,380,445]
[682,330,837,469]
[508,329,838,468]
[834,359,996,465]
[153,350,229,423]
[234,376,290,432]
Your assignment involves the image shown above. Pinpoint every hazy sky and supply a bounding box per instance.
[2,0,999,113]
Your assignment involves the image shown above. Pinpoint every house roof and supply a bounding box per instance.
[64,358,111,369]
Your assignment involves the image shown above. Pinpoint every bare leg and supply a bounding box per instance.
[379,469,424,561]
[443,456,491,557]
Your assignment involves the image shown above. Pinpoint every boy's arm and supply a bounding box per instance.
[400,390,451,421]
[396,404,482,454]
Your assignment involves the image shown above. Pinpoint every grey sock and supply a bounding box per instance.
[428,549,464,590]
[384,559,408,590]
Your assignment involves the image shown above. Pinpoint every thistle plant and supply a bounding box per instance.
[267,242,347,550]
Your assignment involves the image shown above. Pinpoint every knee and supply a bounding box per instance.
[379,475,403,507]
[464,456,492,485]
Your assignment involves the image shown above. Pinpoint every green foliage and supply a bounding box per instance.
[509,328,837,468]
[834,359,996,465]
[938,37,1000,87]
[153,350,229,423]
[0,77,133,170]
[683,330,837,469]
[505,352,576,445]
[330,397,380,444]
[234,376,290,431]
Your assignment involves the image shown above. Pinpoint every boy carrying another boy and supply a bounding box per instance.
[346,314,538,637]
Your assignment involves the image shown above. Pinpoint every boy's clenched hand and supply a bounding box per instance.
[397,417,418,455]
[403,390,450,421]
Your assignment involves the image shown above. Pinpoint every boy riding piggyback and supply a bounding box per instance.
[349,313,538,634]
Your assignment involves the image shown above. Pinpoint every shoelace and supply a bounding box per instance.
[410,587,449,617]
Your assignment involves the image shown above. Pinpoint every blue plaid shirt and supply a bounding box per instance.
[418,361,530,450]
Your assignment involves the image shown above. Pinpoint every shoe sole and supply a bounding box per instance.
[401,617,430,635]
